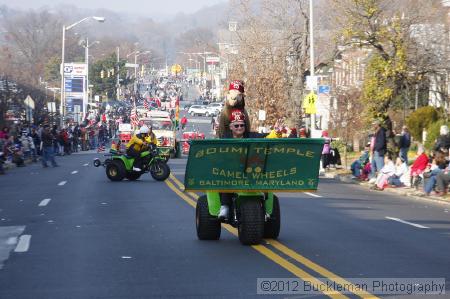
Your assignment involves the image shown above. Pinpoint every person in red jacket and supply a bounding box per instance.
[181,116,187,130]
[410,144,429,189]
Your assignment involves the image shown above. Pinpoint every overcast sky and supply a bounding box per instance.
[0,0,225,16]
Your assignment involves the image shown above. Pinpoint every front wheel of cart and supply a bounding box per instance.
[238,198,265,245]
[196,195,221,240]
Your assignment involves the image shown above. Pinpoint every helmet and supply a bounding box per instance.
[139,125,150,135]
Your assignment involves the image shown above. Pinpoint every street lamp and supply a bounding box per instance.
[127,50,150,94]
[60,16,105,127]
[80,38,100,116]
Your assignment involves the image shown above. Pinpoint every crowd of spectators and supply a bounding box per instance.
[349,122,450,197]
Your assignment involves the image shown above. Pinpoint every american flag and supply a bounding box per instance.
[130,99,138,128]
[97,144,105,152]
[143,99,149,110]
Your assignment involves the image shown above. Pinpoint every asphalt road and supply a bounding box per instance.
[0,146,449,299]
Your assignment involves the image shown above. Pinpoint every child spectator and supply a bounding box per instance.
[371,155,395,190]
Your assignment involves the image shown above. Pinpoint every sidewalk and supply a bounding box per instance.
[1,150,97,172]
[322,168,450,206]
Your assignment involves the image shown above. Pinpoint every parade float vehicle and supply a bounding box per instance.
[181,131,205,155]
[185,138,324,245]
[93,144,170,182]
[141,110,178,160]
[118,123,133,145]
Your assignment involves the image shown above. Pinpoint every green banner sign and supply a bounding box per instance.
[184,138,324,192]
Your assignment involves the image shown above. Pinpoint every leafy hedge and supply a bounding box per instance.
[406,106,441,142]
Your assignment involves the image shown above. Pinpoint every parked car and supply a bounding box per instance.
[188,105,212,117]
[182,103,192,111]
[207,103,224,115]
[205,106,219,117]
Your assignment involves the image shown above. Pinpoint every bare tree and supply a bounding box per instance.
[0,8,63,86]
[227,0,314,129]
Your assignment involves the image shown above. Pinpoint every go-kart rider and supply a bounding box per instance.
[219,109,267,219]
[126,125,157,172]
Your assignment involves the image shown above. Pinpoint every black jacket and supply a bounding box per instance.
[434,135,450,152]
[373,127,387,155]
[399,132,411,148]
[41,131,54,147]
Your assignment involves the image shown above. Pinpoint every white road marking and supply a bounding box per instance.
[121,256,132,259]
[0,226,26,269]
[83,163,89,167]
[58,181,67,186]
[38,198,51,207]
[14,235,31,252]
[305,192,322,198]
[385,217,430,229]
[71,170,78,174]
[47,220,54,223]
[170,171,186,175]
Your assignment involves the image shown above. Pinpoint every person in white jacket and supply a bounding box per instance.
[372,155,396,190]
[388,157,409,187]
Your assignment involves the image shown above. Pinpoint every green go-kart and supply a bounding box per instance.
[94,146,170,182]
[185,138,324,245]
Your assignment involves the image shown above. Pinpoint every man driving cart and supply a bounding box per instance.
[126,125,157,172]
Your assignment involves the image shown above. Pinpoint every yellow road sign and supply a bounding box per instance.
[171,64,182,74]
[302,92,317,114]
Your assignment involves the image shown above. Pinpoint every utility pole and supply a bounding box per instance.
[134,52,138,94]
[60,25,66,128]
[117,47,120,100]
[85,37,89,119]
[309,0,316,137]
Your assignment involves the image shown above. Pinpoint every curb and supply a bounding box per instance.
[324,172,450,206]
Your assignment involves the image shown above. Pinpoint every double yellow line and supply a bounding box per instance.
[165,174,378,299]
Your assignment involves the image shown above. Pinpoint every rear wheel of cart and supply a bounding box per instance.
[106,160,125,181]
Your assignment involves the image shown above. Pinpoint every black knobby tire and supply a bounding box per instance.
[106,160,125,181]
[126,172,141,181]
[196,195,221,240]
[238,198,265,245]
[264,195,280,239]
[150,160,170,181]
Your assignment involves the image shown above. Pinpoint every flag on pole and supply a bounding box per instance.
[97,144,105,152]
[130,98,138,128]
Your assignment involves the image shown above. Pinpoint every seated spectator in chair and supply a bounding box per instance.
[372,155,396,190]
[434,167,450,196]
[410,144,429,190]
[422,150,448,196]
[388,157,409,187]
[351,144,370,178]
